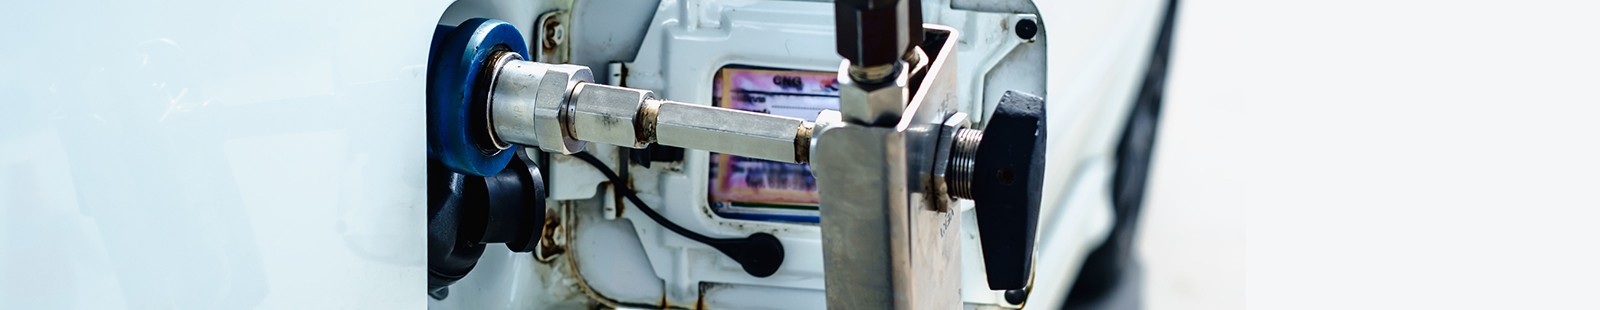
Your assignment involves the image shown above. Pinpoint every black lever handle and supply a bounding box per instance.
[973,90,1048,290]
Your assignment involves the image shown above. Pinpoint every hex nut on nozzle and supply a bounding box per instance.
[491,61,593,154]
[533,64,593,154]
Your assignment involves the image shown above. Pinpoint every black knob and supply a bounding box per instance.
[972,90,1048,290]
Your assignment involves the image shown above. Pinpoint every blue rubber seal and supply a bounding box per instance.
[428,18,531,176]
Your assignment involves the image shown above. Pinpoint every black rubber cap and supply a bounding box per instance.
[478,159,546,253]
[708,232,785,278]
[973,90,1048,290]
[428,158,549,298]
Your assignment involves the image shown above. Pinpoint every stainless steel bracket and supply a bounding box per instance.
[813,24,964,309]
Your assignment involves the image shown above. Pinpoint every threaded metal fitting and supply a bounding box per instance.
[947,128,983,200]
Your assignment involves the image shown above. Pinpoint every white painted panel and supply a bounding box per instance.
[0,0,449,307]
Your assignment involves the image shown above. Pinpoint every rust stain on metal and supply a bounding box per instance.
[556,199,671,309]
[541,16,562,56]
[699,201,716,220]
[695,285,706,310]
[636,99,659,144]
[694,282,719,310]
[537,204,566,261]
[707,204,801,236]
[793,122,813,163]
[560,203,629,309]
[611,172,633,219]
[613,187,626,218]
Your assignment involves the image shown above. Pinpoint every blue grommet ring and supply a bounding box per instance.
[428,18,530,176]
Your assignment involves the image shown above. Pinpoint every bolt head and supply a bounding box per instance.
[836,60,908,126]
[1015,18,1039,42]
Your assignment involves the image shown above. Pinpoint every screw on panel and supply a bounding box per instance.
[1015,18,1038,42]
[1004,288,1029,306]
[538,11,570,63]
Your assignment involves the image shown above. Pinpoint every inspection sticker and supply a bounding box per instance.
[709,67,840,223]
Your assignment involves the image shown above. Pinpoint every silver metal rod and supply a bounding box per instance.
[566,83,654,149]
[488,59,814,163]
[651,100,813,164]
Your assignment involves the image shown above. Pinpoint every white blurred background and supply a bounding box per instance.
[1139,0,1600,308]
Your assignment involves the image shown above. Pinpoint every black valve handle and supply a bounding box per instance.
[973,90,1048,290]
